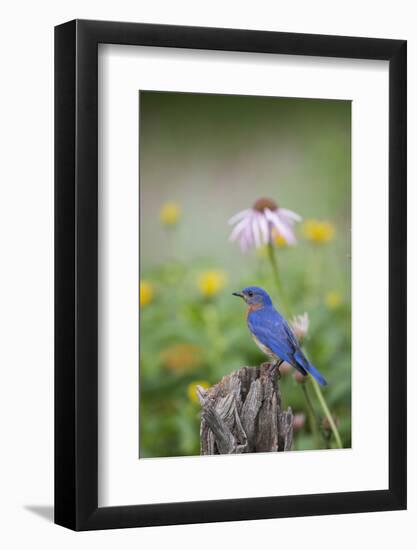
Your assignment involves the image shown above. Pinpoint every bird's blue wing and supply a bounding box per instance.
[248,307,328,385]
[247,308,298,366]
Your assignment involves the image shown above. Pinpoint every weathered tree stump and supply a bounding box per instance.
[197,363,293,455]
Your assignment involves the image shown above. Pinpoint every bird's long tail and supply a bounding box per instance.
[294,351,327,386]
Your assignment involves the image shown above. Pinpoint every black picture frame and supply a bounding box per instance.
[55,19,407,531]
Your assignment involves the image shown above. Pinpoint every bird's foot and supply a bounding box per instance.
[269,359,284,378]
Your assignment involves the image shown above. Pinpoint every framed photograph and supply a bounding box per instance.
[55,20,406,530]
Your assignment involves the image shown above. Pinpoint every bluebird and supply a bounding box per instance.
[233,286,327,386]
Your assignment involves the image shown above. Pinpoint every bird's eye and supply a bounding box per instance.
[248,291,253,297]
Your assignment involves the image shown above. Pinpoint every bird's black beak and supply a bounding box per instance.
[232,291,244,299]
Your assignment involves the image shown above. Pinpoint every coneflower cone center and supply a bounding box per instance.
[253,198,278,212]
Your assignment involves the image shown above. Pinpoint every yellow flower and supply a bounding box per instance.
[140,280,154,307]
[159,202,181,226]
[187,380,210,404]
[303,220,335,243]
[161,343,202,373]
[272,228,288,247]
[257,231,287,256]
[325,290,342,309]
[197,270,227,297]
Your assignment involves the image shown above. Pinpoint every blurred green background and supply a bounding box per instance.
[139,91,351,457]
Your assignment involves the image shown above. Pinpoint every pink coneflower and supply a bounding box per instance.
[290,312,309,342]
[228,198,301,252]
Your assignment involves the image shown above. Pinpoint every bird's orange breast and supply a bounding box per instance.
[245,302,263,320]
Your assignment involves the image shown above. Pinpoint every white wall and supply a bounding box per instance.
[0,1,414,548]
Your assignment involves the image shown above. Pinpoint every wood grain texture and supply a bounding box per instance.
[197,363,293,454]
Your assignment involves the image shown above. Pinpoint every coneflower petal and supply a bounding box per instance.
[279,208,303,222]
[252,215,262,248]
[264,209,297,245]
[240,224,254,252]
[229,214,252,241]
[228,209,251,225]
[258,213,270,244]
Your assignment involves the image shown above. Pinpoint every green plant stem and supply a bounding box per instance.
[301,383,322,447]
[310,377,343,449]
[266,241,341,450]
[267,242,290,317]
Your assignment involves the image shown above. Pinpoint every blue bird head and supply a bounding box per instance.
[232,286,273,307]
